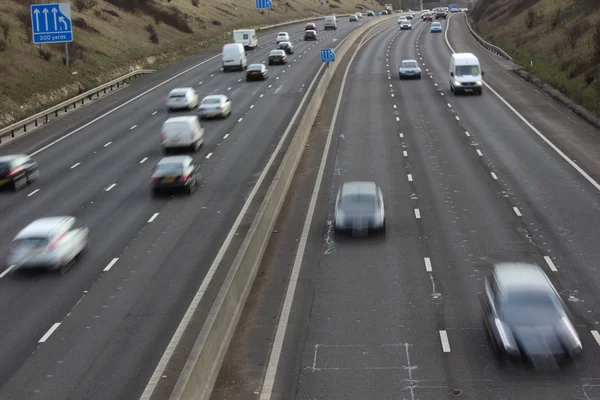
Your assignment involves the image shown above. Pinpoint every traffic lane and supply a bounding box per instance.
[447,14,600,183]
[0,25,347,235]
[0,69,333,400]
[399,22,600,398]
[292,23,451,400]
[427,18,600,332]
[0,19,329,155]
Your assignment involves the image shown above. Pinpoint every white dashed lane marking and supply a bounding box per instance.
[513,207,522,217]
[148,213,159,223]
[39,323,61,343]
[544,256,558,272]
[476,149,483,156]
[439,330,451,352]
[27,189,39,197]
[105,183,116,192]
[140,157,148,164]
[407,174,413,182]
[424,257,432,272]
[130,125,137,130]
[104,258,119,271]
[414,209,421,219]
[104,141,112,147]
[206,152,213,159]
[70,162,80,169]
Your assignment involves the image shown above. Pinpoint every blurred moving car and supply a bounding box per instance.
[349,14,358,22]
[198,95,232,119]
[423,12,432,21]
[305,22,317,31]
[431,21,443,32]
[481,262,582,370]
[334,181,385,235]
[356,12,363,18]
[436,10,448,19]
[151,156,201,195]
[246,63,268,81]
[268,49,287,65]
[7,217,88,273]
[166,88,199,111]
[398,59,421,79]
[276,32,289,43]
[277,41,294,54]
[399,20,412,30]
[304,30,317,41]
[160,116,205,153]
[0,154,39,192]
[406,12,414,19]
[367,10,374,16]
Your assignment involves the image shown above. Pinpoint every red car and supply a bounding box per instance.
[423,12,432,20]
[305,22,317,31]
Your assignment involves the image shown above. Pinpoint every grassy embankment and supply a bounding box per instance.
[0,0,380,126]
[470,0,600,116]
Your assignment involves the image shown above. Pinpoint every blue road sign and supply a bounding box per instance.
[30,3,72,44]
[321,48,335,63]
[256,0,273,9]
[375,11,381,16]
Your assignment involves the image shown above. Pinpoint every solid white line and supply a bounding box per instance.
[491,172,498,180]
[205,152,213,159]
[29,51,224,157]
[407,174,413,182]
[27,189,39,197]
[104,141,112,147]
[139,157,148,164]
[544,256,558,272]
[148,213,159,223]
[258,24,390,400]
[476,149,483,156]
[591,330,600,347]
[130,125,137,130]
[223,134,229,139]
[444,14,600,193]
[0,265,16,279]
[414,209,421,219]
[105,183,116,191]
[39,323,61,343]
[513,207,522,216]
[465,131,470,136]
[238,118,243,122]
[424,257,432,272]
[439,330,451,352]
[403,150,408,157]
[103,258,119,272]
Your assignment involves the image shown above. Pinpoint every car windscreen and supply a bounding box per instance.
[202,98,221,105]
[455,65,480,76]
[155,163,184,174]
[502,291,562,324]
[402,62,418,68]
[340,195,377,213]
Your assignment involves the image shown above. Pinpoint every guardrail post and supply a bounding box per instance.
[73,102,76,109]
[64,105,68,112]
[81,98,85,105]
[34,119,38,127]
[23,124,27,133]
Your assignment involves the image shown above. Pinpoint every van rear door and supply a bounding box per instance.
[165,121,194,146]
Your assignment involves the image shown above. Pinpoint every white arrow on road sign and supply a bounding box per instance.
[33,8,40,31]
[42,8,49,31]
[52,8,58,31]
[58,16,67,30]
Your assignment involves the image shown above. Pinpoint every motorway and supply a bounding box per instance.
[0,17,370,400]
[214,13,600,400]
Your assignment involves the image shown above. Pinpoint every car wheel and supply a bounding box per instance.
[27,169,40,183]
[187,179,196,194]
[13,176,27,191]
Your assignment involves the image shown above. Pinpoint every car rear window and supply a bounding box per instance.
[156,163,184,173]
[169,93,186,98]
[202,98,221,104]
[340,195,376,212]
[403,62,418,68]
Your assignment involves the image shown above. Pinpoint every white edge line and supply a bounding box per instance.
[544,255,558,272]
[591,330,600,347]
[139,23,355,400]
[444,13,600,193]
[0,264,16,279]
[148,213,159,223]
[424,257,432,272]
[258,23,392,400]
[39,322,61,343]
[103,258,119,272]
[439,330,451,352]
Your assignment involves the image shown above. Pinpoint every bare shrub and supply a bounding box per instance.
[72,17,100,33]
[526,9,536,29]
[74,0,98,12]
[146,24,159,44]
[211,19,222,26]
[101,8,120,17]
[593,23,600,63]
[0,20,9,41]
[566,24,583,51]
[0,39,6,52]
[192,0,199,6]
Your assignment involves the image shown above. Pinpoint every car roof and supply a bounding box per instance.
[401,59,418,64]
[248,63,265,69]
[15,217,72,239]
[270,49,285,53]
[340,181,378,196]
[493,262,553,292]
[453,52,478,61]
[0,154,27,162]
[157,155,191,165]
[278,32,288,35]
[164,116,197,123]
[169,88,191,95]
[202,95,225,101]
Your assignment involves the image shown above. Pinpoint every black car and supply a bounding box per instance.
[0,154,39,192]
[246,63,268,81]
[277,41,294,54]
[304,30,317,41]
[436,11,447,19]
[151,155,200,195]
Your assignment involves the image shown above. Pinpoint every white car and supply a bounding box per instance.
[276,32,289,43]
[399,20,412,30]
[166,88,199,111]
[198,95,232,119]
[398,16,407,23]
[7,217,89,273]
[356,12,363,18]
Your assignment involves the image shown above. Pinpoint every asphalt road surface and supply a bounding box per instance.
[214,14,600,400]
[0,17,369,400]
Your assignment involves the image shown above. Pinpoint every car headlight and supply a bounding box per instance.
[476,80,482,85]
[454,81,462,86]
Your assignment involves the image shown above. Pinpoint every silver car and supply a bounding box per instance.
[399,59,422,79]
[482,262,582,370]
[166,88,199,111]
[151,156,201,195]
[198,95,232,119]
[334,181,385,235]
[6,217,89,273]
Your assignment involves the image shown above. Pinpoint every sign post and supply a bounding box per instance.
[30,3,73,66]
[256,0,273,24]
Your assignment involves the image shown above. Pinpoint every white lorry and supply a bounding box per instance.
[233,29,257,50]
[385,4,393,13]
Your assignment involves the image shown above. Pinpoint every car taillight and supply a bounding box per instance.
[199,107,205,111]
[190,129,196,139]
[217,106,223,110]
[49,233,65,250]
[8,167,23,177]
[151,177,160,184]
[160,132,167,141]
[180,174,190,182]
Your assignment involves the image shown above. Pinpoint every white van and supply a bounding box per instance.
[324,16,337,30]
[449,53,484,95]
[161,116,205,153]
[233,29,257,49]
[222,43,247,72]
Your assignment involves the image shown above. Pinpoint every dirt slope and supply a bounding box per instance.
[0,0,380,126]
[470,0,600,116]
